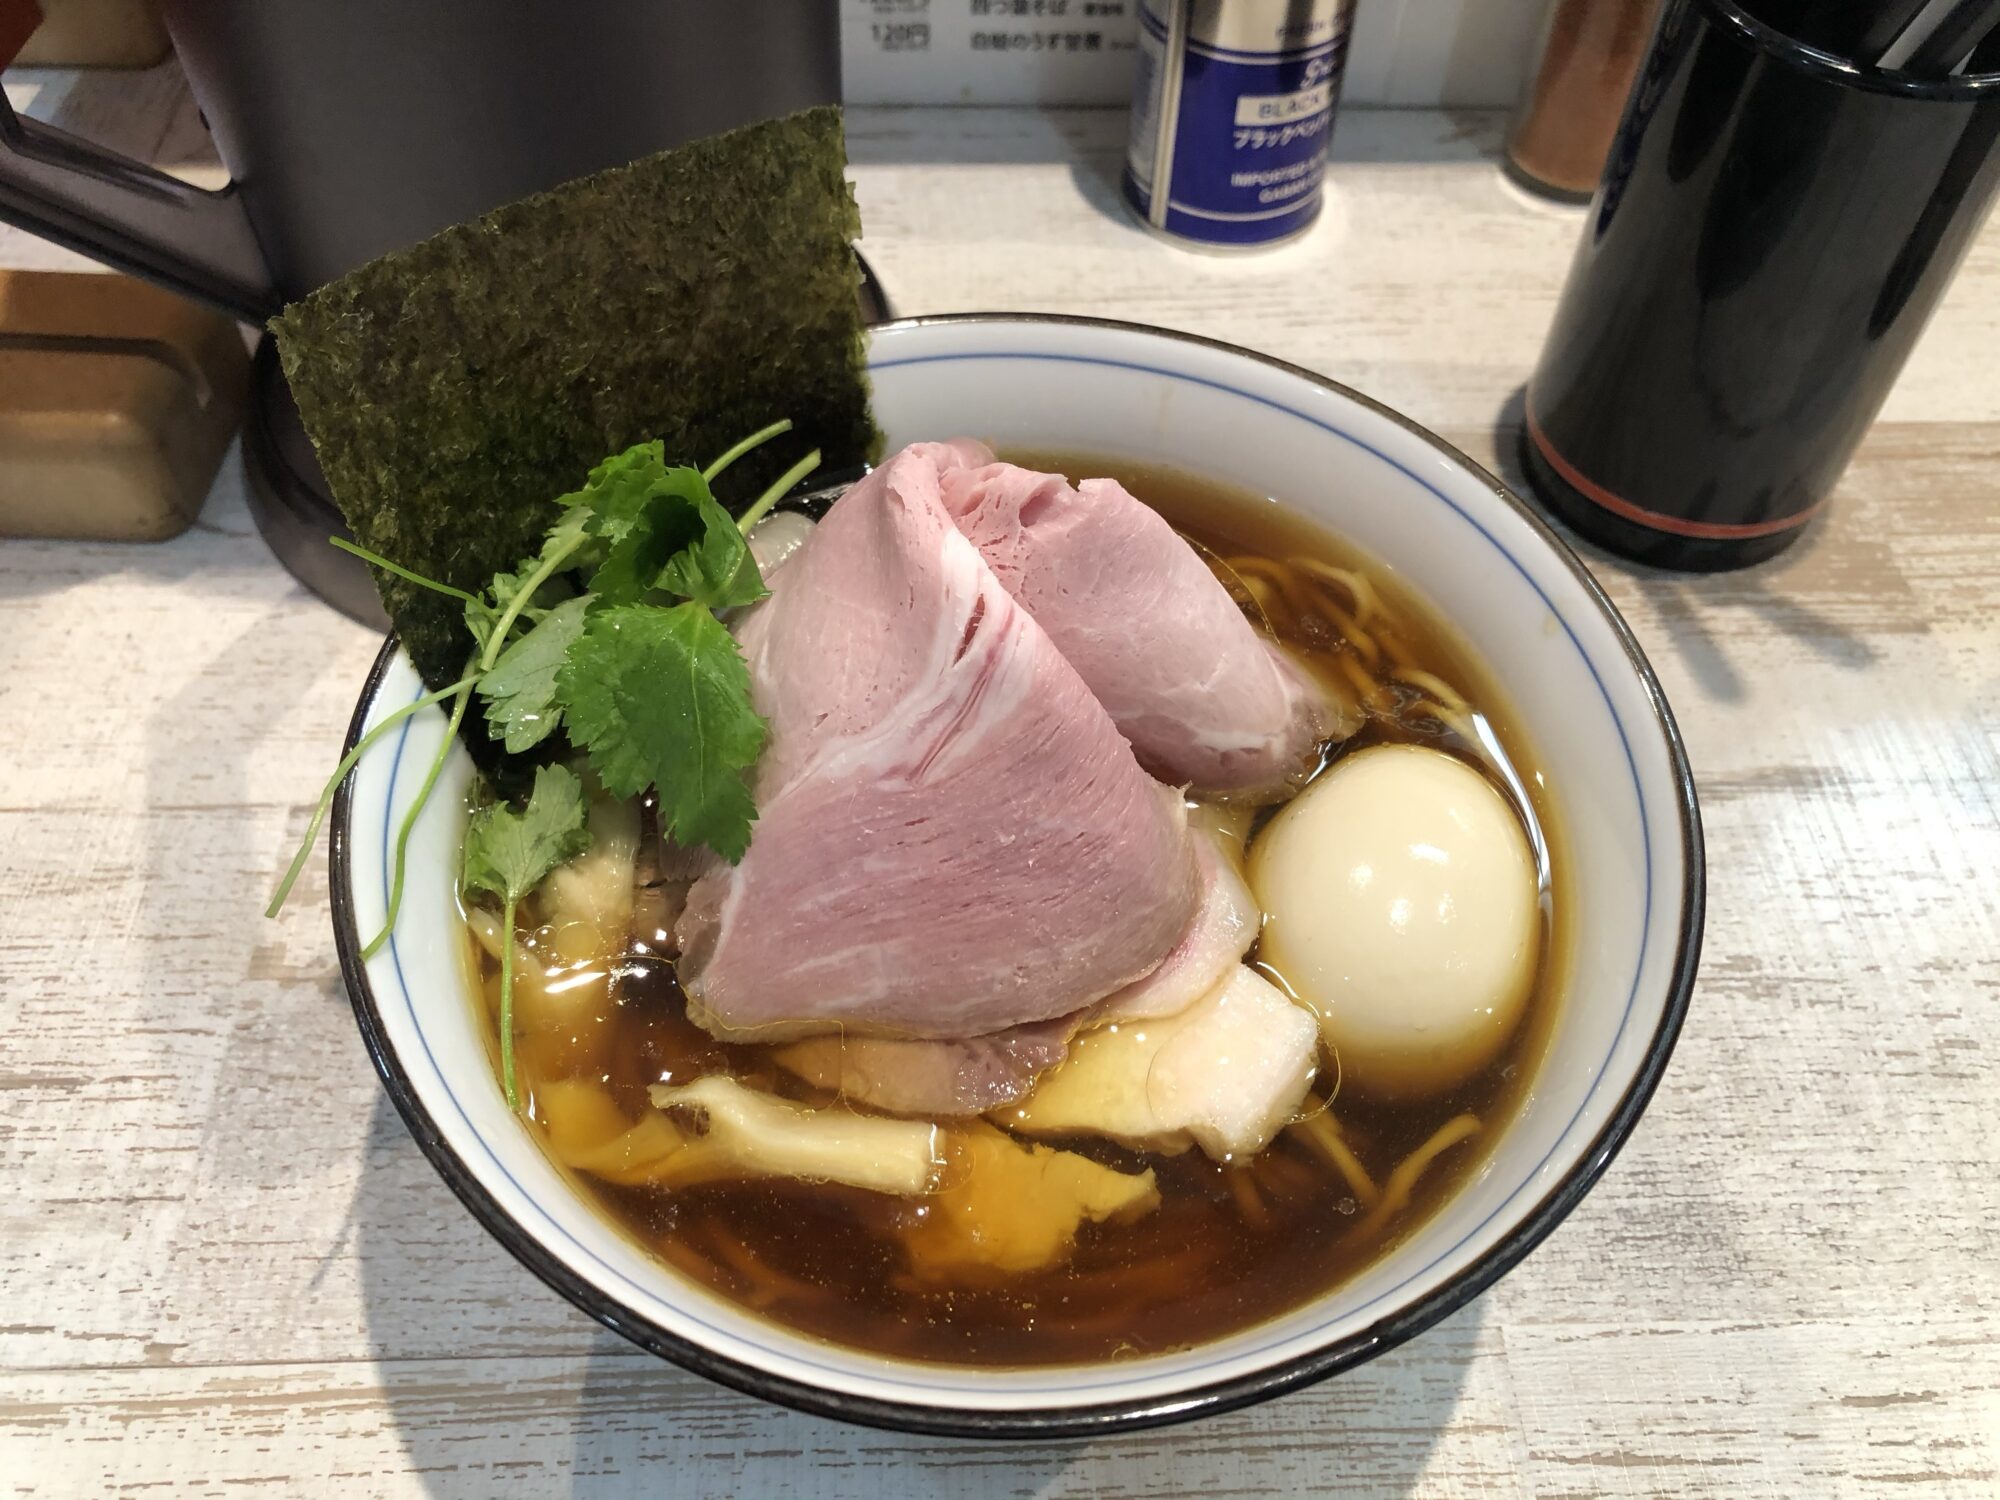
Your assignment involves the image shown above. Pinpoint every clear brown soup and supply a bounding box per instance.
[464,453,1568,1366]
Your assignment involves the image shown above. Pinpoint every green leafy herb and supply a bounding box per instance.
[465,569,557,655]
[460,764,594,1110]
[461,762,594,908]
[655,479,767,609]
[572,447,705,603]
[262,669,479,920]
[570,440,692,539]
[362,672,476,962]
[735,447,826,536]
[702,418,793,483]
[268,422,815,959]
[541,441,767,611]
[330,537,481,606]
[468,514,591,657]
[478,594,594,753]
[559,603,767,861]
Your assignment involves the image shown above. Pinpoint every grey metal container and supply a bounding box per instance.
[0,0,853,621]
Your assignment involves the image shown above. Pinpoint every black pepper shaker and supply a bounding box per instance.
[1521,0,2000,569]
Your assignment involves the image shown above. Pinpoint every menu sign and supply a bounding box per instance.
[843,0,1142,105]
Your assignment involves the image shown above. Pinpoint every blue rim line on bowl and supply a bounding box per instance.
[380,349,1654,1390]
[332,313,1704,1438]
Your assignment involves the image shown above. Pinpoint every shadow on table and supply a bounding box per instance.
[557,1304,1479,1500]
[354,1085,1476,1498]
[1487,387,1881,706]
[0,444,304,609]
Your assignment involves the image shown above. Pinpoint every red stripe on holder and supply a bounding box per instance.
[1524,397,1824,541]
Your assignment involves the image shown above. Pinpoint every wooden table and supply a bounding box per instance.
[3,78,1997,1498]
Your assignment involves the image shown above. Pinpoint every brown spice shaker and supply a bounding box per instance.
[15,0,170,67]
[1507,0,1664,200]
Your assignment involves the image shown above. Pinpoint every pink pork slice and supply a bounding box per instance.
[775,824,1263,1115]
[936,450,1334,796]
[768,828,1257,1112]
[674,445,1199,1042]
[1094,829,1259,1023]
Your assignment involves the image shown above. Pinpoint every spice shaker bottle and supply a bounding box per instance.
[1123,0,1357,250]
[1521,0,2000,569]
[1507,0,1665,199]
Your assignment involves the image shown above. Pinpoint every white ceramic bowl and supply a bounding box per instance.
[333,315,1702,1437]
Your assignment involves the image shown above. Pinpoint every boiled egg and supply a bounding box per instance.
[1250,744,1539,1099]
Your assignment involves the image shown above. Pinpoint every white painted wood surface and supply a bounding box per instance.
[3,72,1999,1499]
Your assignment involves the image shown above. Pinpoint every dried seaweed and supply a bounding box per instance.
[272,106,877,691]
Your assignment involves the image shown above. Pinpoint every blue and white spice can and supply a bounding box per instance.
[1123,0,1355,249]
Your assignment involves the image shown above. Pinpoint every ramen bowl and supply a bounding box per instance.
[332,314,1702,1436]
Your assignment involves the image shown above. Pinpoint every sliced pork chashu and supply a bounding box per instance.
[675,445,1199,1041]
[937,450,1334,797]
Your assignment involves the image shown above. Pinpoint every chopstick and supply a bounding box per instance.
[1855,0,1956,56]
[1876,0,2000,74]
[1744,0,1937,59]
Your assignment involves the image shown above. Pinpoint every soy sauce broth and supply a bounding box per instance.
[464,455,1570,1366]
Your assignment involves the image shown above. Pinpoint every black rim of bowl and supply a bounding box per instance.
[331,311,1705,1440]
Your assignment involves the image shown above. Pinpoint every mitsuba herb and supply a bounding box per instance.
[461,764,594,1109]
[268,422,820,997]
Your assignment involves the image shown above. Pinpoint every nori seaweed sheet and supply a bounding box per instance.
[271,106,878,693]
